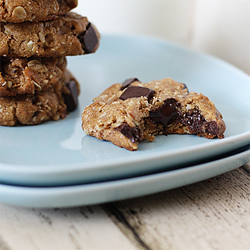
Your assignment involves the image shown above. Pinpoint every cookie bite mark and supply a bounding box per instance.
[81,78,226,151]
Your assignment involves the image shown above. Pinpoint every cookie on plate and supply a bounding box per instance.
[0,12,100,57]
[81,78,226,151]
[0,0,78,23]
[0,70,80,126]
[0,56,67,96]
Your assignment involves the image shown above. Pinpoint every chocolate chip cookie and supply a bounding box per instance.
[0,70,80,126]
[0,56,67,96]
[81,78,226,151]
[0,12,100,57]
[0,0,78,23]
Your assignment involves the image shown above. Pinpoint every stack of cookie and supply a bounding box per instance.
[0,0,100,126]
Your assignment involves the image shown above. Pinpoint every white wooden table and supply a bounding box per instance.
[1,162,249,250]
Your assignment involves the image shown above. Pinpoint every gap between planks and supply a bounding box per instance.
[103,166,250,250]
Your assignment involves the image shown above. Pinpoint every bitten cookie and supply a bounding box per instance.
[0,0,78,23]
[81,78,226,151]
[0,56,67,96]
[0,12,100,57]
[0,70,80,126]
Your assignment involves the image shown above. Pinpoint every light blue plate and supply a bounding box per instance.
[0,34,250,186]
[1,146,249,208]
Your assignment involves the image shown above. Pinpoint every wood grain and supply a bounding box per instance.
[105,167,250,250]
[0,205,137,250]
[1,166,249,250]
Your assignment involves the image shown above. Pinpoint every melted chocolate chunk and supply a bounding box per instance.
[119,86,155,100]
[179,109,204,133]
[207,121,219,135]
[78,23,98,54]
[150,99,178,130]
[116,123,141,143]
[178,109,219,136]
[121,78,140,90]
[63,80,78,112]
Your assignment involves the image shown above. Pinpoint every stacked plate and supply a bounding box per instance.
[1,35,250,208]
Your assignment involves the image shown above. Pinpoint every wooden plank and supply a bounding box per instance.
[106,167,250,250]
[1,166,249,250]
[0,205,139,250]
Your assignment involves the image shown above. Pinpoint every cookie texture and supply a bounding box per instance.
[0,70,80,126]
[0,12,100,57]
[0,0,78,23]
[0,56,67,96]
[81,78,226,151]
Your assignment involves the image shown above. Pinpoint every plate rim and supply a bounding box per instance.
[1,148,249,208]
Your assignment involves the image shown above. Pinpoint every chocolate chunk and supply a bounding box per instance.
[150,99,178,130]
[78,23,98,54]
[0,57,6,76]
[116,123,141,143]
[119,86,155,100]
[182,83,189,93]
[207,121,219,136]
[32,111,39,117]
[63,80,78,112]
[179,110,220,136]
[121,78,140,90]
[179,109,205,133]
[1,57,15,76]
